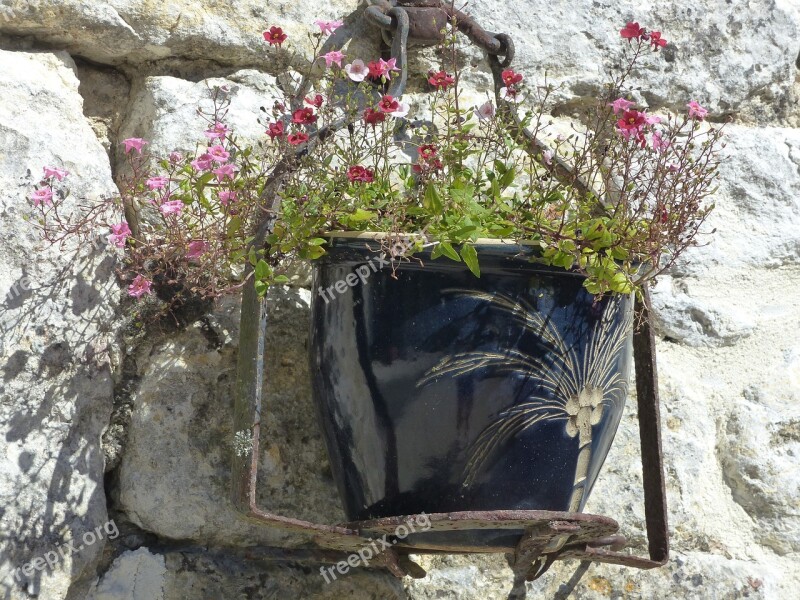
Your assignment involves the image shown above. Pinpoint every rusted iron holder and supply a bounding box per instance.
[230,2,670,594]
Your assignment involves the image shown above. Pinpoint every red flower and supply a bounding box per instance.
[364,108,386,127]
[649,31,667,49]
[263,26,288,47]
[367,60,385,80]
[428,70,455,89]
[292,107,317,125]
[347,165,374,183]
[305,94,324,108]
[267,121,284,139]
[287,132,309,145]
[412,158,443,174]
[501,69,523,87]
[377,95,400,114]
[620,22,646,40]
[616,109,648,142]
[419,144,438,160]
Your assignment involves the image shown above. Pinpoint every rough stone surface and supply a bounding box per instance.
[0,50,119,599]
[1,2,799,600]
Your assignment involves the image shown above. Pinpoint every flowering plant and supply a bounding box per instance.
[30,18,723,305]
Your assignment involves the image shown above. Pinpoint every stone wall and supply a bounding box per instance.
[1,1,799,599]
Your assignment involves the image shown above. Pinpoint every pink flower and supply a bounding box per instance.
[367,58,399,81]
[649,31,667,49]
[107,221,131,248]
[203,121,230,140]
[644,113,662,125]
[169,151,184,163]
[376,95,408,118]
[160,200,183,215]
[499,87,521,103]
[122,138,148,154]
[322,50,345,68]
[31,187,54,206]
[428,70,455,89]
[305,94,324,108]
[345,59,368,82]
[620,22,646,40]
[208,145,230,163]
[501,69,523,87]
[651,131,670,153]
[186,240,208,259]
[292,107,317,125]
[476,101,495,121]
[287,132,309,145]
[347,165,374,183]
[542,149,554,165]
[314,20,343,35]
[263,26,287,47]
[609,97,635,115]
[267,121,285,139]
[42,166,68,181]
[213,164,237,181]
[687,100,708,120]
[190,153,215,171]
[218,190,238,205]
[127,274,152,298]
[146,176,169,190]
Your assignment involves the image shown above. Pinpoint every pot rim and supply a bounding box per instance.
[324,230,540,247]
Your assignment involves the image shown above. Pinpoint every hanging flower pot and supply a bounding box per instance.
[310,234,633,547]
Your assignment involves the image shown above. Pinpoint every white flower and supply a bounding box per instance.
[344,59,367,82]
[543,149,554,165]
[499,87,522,104]
[390,101,410,118]
[476,100,495,120]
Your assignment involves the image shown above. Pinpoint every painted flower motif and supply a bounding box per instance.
[428,70,455,89]
[213,164,237,181]
[287,131,309,145]
[208,145,230,163]
[476,101,495,121]
[186,240,209,259]
[190,153,215,171]
[292,107,317,125]
[620,22,646,40]
[322,50,345,68]
[160,200,184,215]
[107,221,131,248]
[347,165,374,183]
[146,176,169,190]
[501,69,523,87]
[345,59,368,82]
[305,94,324,108]
[267,121,285,139]
[363,107,386,127]
[42,166,69,181]
[608,97,635,115]
[314,20,343,35]
[127,274,152,298]
[649,31,667,49]
[30,187,53,207]
[263,26,288,47]
[122,138,148,154]
[218,190,238,205]
[687,100,708,120]
[565,386,604,441]
[203,122,230,140]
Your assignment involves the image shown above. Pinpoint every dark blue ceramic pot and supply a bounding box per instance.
[309,234,634,533]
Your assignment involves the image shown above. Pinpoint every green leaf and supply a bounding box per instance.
[349,209,376,222]
[423,184,443,213]
[254,280,269,297]
[460,244,480,277]
[499,167,516,190]
[255,259,270,281]
[439,242,461,262]
[273,275,290,284]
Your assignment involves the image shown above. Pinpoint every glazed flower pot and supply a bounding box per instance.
[309,234,634,545]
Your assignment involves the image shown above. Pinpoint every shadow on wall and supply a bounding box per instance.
[0,246,118,599]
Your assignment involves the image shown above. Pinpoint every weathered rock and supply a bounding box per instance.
[0,49,119,599]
